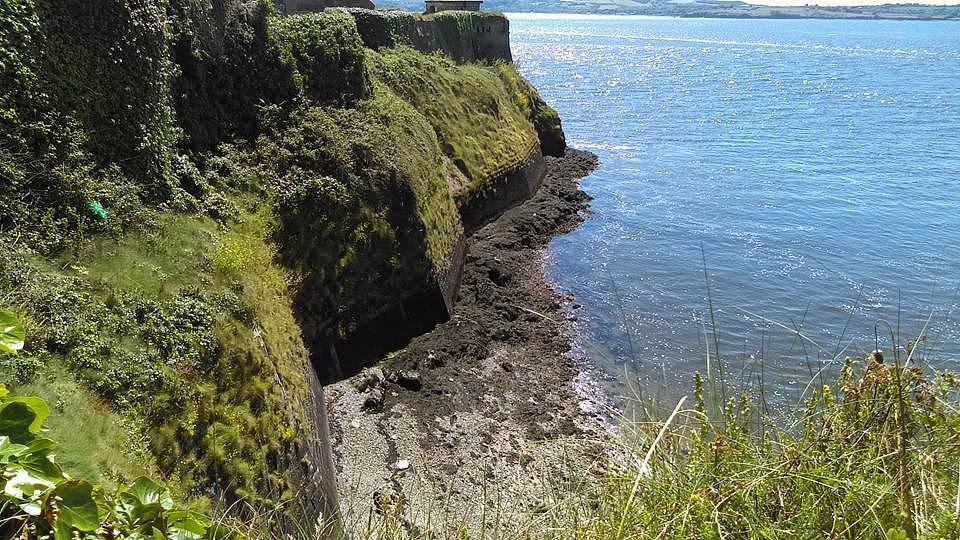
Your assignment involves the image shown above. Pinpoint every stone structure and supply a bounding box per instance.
[278,0,374,13]
[424,0,483,13]
[346,8,512,63]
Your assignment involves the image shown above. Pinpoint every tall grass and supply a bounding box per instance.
[317,305,960,539]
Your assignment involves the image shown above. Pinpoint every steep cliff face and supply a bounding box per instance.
[0,0,565,532]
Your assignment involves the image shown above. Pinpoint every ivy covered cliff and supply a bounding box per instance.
[0,0,565,532]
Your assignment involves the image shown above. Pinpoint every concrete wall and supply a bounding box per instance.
[456,148,547,232]
[425,1,483,13]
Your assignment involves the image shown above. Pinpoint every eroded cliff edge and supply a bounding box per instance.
[0,0,570,533]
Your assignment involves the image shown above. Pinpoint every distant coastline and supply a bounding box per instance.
[376,1,960,20]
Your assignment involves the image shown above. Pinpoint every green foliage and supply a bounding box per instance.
[169,0,297,150]
[0,0,173,254]
[34,0,178,197]
[537,354,960,539]
[366,46,540,188]
[0,384,237,539]
[348,8,421,50]
[0,310,25,354]
[246,91,460,344]
[0,209,310,510]
[269,11,370,106]
[169,1,369,150]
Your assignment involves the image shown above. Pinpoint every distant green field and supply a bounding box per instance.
[376,0,960,20]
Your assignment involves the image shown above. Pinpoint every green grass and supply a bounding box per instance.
[19,365,157,492]
[366,46,540,189]
[65,213,219,296]
[327,344,960,539]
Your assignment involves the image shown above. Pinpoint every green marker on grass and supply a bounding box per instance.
[87,199,109,221]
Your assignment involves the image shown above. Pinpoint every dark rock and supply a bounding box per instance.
[395,370,422,391]
[362,388,384,411]
[353,367,384,393]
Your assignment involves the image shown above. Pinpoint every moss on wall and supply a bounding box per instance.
[366,46,540,192]
[0,206,312,508]
[496,64,566,157]
[246,86,461,347]
[170,1,369,150]
[0,1,558,523]
[346,8,512,62]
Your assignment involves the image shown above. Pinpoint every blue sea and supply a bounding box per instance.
[509,14,960,411]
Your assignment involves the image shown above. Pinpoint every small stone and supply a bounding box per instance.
[395,459,410,471]
[353,367,385,393]
[396,370,422,391]
[350,418,361,428]
[362,388,384,411]
[492,328,511,341]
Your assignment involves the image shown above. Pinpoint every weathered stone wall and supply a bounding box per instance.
[278,0,374,13]
[345,8,512,62]
[456,148,547,232]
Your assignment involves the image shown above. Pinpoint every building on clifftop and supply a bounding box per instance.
[424,0,483,13]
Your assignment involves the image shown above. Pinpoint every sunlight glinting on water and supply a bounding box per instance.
[511,16,960,410]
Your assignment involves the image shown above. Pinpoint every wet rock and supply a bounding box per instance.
[362,388,385,411]
[353,367,385,393]
[486,258,511,286]
[394,370,422,391]
[491,328,511,342]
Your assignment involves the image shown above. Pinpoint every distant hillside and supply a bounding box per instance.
[377,0,960,20]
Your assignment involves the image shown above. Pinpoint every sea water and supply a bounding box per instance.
[510,14,960,410]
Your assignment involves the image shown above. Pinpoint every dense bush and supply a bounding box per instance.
[169,0,298,150]
[169,2,369,150]
[269,10,369,106]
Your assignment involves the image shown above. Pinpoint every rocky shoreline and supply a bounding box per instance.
[326,148,608,533]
